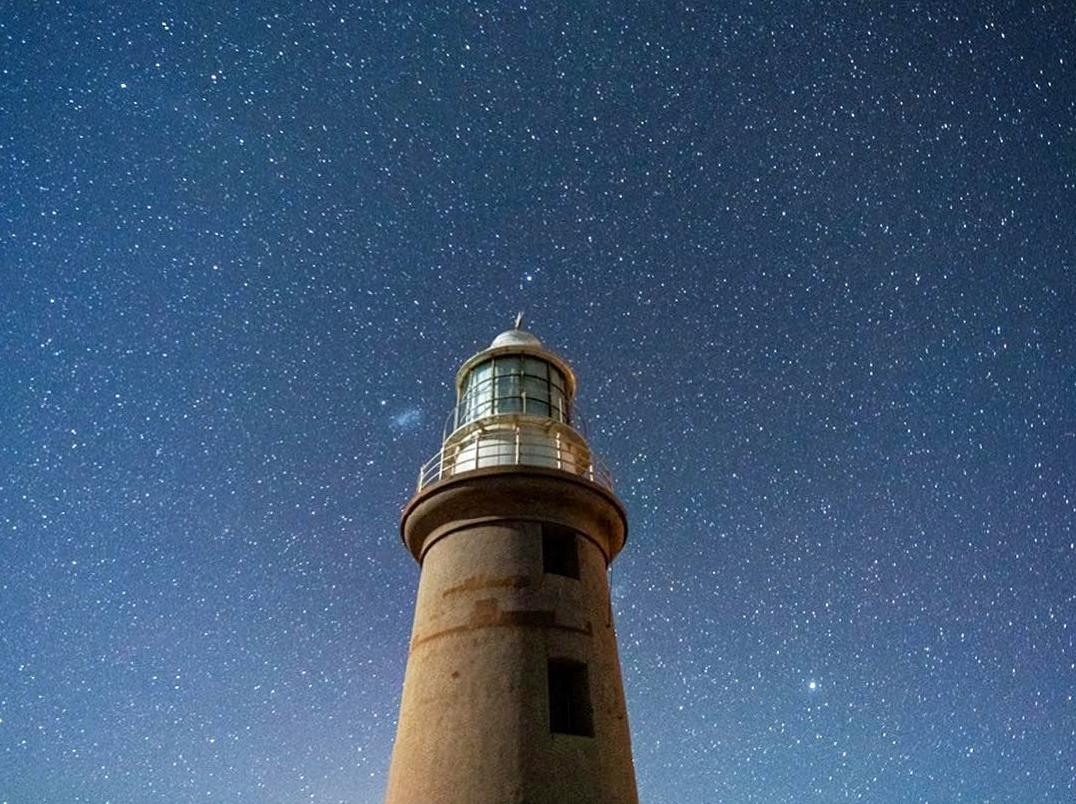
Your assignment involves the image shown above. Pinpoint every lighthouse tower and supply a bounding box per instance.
[385,322,638,804]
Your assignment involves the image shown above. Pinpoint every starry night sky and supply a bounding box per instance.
[2,2,1074,802]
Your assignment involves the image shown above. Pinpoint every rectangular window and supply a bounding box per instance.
[494,356,522,376]
[459,361,494,425]
[548,659,593,737]
[524,357,548,380]
[542,523,580,579]
[549,367,567,392]
[495,372,522,413]
[522,375,551,416]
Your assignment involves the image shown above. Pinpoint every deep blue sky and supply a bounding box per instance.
[2,2,1073,802]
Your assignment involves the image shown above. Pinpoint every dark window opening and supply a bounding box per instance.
[548,659,593,737]
[542,523,580,579]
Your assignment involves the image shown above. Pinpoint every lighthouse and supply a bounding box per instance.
[385,321,638,804]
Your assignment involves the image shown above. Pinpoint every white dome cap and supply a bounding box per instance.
[490,328,542,348]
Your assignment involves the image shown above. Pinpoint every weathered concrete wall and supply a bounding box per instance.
[385,469,637,804]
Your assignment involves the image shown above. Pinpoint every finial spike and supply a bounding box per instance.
[514,311,524,330]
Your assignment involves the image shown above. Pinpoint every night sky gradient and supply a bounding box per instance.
[2,2,1074,802]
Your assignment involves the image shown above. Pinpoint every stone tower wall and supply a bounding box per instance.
[385,469,637,804]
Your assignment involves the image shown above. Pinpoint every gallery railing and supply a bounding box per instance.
[416,422,613,492]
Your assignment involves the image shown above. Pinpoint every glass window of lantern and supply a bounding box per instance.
[493,357,521,380]
[524,357,548,380]
[496,385,522,413]
[550,387,568,422]
[459,360,494,425]
[472,360,493,388]
[457,375,471,424]
[475,361,495,411]
[523,375,551,416]
[494,357,523,413]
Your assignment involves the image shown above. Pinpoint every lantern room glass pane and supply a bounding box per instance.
[495,372,522,413]
[544,386,557,414]
[472,360,493,386]
[522,375,550,416]
[472,394,493,419]
[525,399,551,417]
[495,356,522,376]
[524,357,548,379]
[459,360,494,425]
[479,362,496,414]
[523,375,549,401]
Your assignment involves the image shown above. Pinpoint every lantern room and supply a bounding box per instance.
[414,322,612,492]
[452,327,576,430]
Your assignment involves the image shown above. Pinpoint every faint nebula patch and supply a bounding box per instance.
[390,407,424,431]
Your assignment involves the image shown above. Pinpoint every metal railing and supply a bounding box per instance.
[416,423,614,492]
